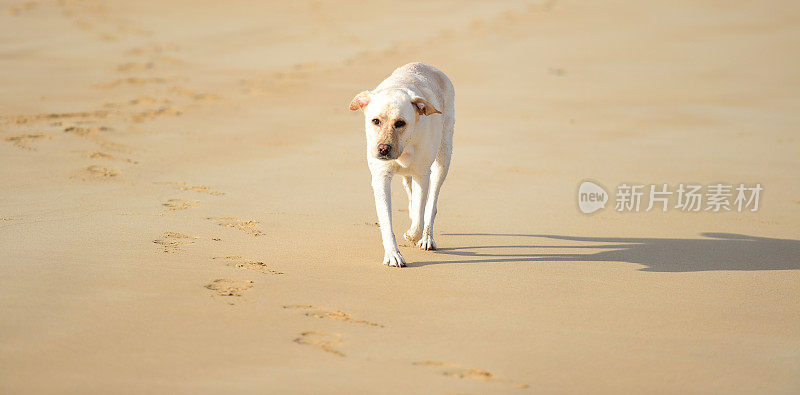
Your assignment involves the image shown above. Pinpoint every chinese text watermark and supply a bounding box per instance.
[578,181,762,214]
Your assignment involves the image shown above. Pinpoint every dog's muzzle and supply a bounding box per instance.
[377,144,392,159]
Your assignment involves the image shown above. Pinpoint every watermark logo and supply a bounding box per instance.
[577,180,609,214]
[578,181,763,214]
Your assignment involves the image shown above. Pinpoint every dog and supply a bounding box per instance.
[349,62,455,267]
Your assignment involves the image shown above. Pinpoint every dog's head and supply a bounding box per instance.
[349,89,440,160]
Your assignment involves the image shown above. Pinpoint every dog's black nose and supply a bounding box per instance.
[377,144,392,156]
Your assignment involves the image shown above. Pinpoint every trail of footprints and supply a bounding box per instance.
[151,207,517,387]
[25,14,242,296]
[149,180,276,306]
[1,95,196,179]
[2,21,220,181]
[283,303,528,389]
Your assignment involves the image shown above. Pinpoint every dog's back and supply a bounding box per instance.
[376,62,455,121]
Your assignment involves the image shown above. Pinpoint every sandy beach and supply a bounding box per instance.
[1,0,799,393]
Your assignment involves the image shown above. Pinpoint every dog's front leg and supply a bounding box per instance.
[371,174,406,267]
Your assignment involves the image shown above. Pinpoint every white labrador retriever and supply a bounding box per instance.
[349,62,455,267]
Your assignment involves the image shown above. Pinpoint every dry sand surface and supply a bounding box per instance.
[2,0,799,393]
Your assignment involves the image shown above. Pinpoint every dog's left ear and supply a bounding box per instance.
[349,91,371,111]
[411,97,441,116]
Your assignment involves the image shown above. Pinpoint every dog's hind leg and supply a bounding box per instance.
[418,134,452,251]
[402,175,413,220]
[403,172,430,244]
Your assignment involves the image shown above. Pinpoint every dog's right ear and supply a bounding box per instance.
[349,91,371,111]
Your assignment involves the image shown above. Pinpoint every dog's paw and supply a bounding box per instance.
[382,250,407,267]
[404,229,422,243]
[417,233,437,251]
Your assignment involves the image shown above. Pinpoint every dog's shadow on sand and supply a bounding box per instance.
[411,233,800,272]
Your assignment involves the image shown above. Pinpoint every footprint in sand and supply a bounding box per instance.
[162,198,199,211]
[207,217,265,237]
[72,164,120,180]
[153,231,195,253]
[204,279,254,304]
[63,125,111,136]
[102,97,172,109]
[212,256,283,275]
[0,110,109,126]
[116,61,155,72]
[125,42,180,56]
[93,77,173,89]
[413,361,529,389]
[155,181,224,196]
[283,305,383,328]
[169,86,221,102]
[4,134,51,150]
[130,106,182,123]
[413,361,494,381]
[293,331,344,357]
[77,150,137,164]
[123,43,184,69]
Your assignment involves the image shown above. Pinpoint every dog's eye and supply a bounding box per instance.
[394,120,406,128]
[371,118,381,126]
